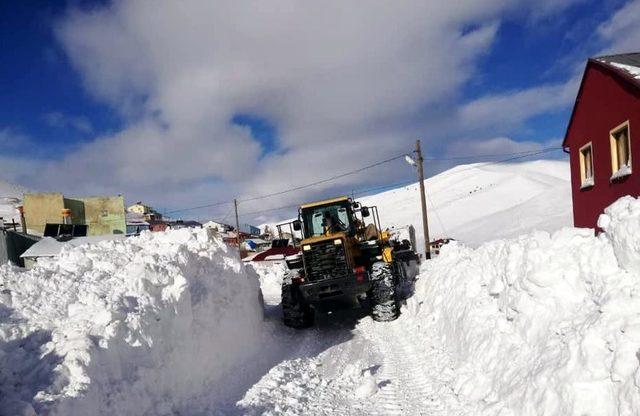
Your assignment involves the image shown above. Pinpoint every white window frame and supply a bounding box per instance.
[579,141,594,189]
[610,120,632,181]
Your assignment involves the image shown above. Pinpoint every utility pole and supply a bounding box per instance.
[415,139,431,260]
[234,198,243,261]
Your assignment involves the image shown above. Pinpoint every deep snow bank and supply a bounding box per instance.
[408,196,640,415]
[0,228,264,415]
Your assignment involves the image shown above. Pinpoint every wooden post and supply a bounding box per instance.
[18,206,26,234]
[234,199,242,261]
[416,139,431,260]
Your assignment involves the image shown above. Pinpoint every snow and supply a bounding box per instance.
[609,62,640,79]
[0,228,264,415]
[20,235,125,259]
[241,195,640,415]
[406,196,640,415]
[0,179,28,224]
[610,164,632,181]
[5,160,640,416]
[263,160,572,251]
[359,159,571,250]
[581,176,594,188]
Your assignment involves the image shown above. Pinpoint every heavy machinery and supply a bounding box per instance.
[281,196,419,328]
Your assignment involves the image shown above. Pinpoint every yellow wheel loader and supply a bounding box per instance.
[281,196,419,328]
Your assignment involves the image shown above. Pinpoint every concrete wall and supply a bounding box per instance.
[81,196,126,236]
[23,193,66,235]
[23,193,126,236]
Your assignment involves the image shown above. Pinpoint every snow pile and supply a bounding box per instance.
[249,261,286,305]
[0,179,28,224]
[409,196,640,415]
[0,228,264,415]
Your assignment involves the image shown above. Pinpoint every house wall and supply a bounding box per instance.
[23,193,66,235]
[81,196,126,236]
[566,64,640,229]
[127,204,150,214]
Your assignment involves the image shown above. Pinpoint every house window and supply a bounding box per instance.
[579,142,594,188]
[610,121,631,180]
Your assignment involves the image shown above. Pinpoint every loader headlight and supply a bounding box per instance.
[333,239,342,245]
[303,245,311,251]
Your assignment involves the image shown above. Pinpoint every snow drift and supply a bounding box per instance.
[409,196,640,415]
[0,228,264,415]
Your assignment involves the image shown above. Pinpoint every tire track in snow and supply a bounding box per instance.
[236,295,470,415]
[360,319,467,416]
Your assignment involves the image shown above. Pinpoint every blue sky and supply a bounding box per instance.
[0,1,121,155]
[0,0,637,221]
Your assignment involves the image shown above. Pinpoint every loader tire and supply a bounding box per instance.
[369,261,399,322]
[281,270,314,329]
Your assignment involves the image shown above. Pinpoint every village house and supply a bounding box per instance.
[203,220,232,233]
[23,192,126,236]
[562,52,640,229]
[127,201,162,221]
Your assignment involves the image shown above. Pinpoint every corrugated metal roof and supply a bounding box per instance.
[595,52,640,84]
[597,52,640,67]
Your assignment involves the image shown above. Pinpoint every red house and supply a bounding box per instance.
[562,53,640,229]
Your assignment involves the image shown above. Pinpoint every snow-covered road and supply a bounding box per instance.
[5,196,640,415]
[234,263,470,416]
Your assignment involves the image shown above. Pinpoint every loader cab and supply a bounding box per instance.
[301,201,354,238]
[292,196,377,242]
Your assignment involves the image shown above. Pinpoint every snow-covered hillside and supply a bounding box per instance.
[0,179,28,223]
[359,159,571,249]
[265,159,572,250]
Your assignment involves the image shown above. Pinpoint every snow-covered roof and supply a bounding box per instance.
[21,235,126,258]
[125,212,149,225]
[596,52,640,83]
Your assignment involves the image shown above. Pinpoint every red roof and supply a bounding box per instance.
[251,246,300,261]
[563,54,640,149]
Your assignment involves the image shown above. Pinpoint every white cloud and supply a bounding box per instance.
[598,0,640,54]
[43,111,93,133]
[12,0,584,217]
[456,79,579,132]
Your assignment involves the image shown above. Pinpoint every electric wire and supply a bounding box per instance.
[237,154,408,203]
[160,146,564,216]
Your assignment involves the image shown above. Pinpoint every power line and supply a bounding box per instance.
[433,147,564,179]
[235,147,564,219]
[160,146,564,217]
[425,188,448,237]
[164,200,232,215]
[423,147,562,161]
[238,154,407,203]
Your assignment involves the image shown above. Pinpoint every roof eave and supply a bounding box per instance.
[562,58,640,150]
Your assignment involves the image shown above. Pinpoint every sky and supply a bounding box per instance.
[0,0,638,224]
